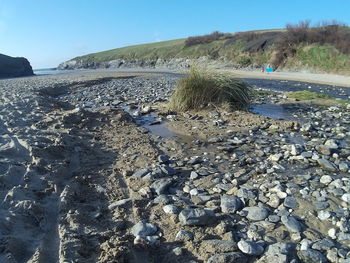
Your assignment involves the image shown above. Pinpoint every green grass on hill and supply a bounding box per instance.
[76,38,186,62]
[284,45,350,73]
[69,25,350,74]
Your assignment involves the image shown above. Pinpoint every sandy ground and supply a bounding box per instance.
[222,69,350,87]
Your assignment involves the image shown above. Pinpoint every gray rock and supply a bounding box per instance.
[131,221,157,237]
[153,194,172,204]
[317,159,338,172]
[238,240,264,256]
[175,230,194,241]
[150,178,174,195]
[339,162,349,172]
[325,139,338,149]
[163,204,180,214]
[318,211,331,221]
[281,215,303,232]
[341,193,350,203]
[237,188,256,199]
[158,155,169,164]
[160,165,176,175]
[320,175,333,184]
[207,252,247,263]
[283,196,298,209]
[178,208,216,226]
[190,171,199,180]
[108,198,131,209]
[132,168,149,178]
[298,249,327,263]
[243,207,269,221]
[317,145,332,156]
[268,215,280,223]
[201,239,238,253]
[313,201,330,210]
[257,242,293,263]
[311,238,335,251]
[221,195,243,213]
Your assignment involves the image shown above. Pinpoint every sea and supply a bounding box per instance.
[33,68,85,76]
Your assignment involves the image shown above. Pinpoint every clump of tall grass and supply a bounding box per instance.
[168,67,251,111]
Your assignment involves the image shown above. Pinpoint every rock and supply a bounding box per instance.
[178,208,216,226]
[201,239,238,253]
[267,194,281,208]
[172,247,183,256]
[341,193,350,203]
[325,139,338,149]
[311,238,335,251]
[257,242,293,263]
[0,53,34,78]
[269,153,283,162]
[207,252,247,263]
[237,240,264,256]
[108,198,131,209]
[317,145,332,156]
[281,215,303,232]
[131,221,157,237]
[298,249,327,263]
[318,211,331,221]
[317,159,338,172]
[141,105,151,114]
[243,207,269,221]
[328,228,337,239]
[300,239,313,251]
[132,168,149,178]
[190,171,199,180]
[163,204,180,214]
[158,155,169,164]
[221,195,243,213]
[175,230,194,241]
[320,175,333,184]
[313,201,329,210]
[283,196,298,209]
[150,178,174,195]
[339,162,349,172]
[290,144,303,156]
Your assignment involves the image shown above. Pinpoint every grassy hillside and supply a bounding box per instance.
[69,22,350,74]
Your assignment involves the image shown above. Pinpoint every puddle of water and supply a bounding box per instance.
[121,105,177,138]
[143,123,176,138]
[250,104,298,121]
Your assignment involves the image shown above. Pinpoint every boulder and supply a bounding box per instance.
[178,208,216,226]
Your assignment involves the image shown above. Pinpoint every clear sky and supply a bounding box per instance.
[1,0,349,69]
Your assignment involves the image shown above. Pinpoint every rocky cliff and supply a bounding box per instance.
[0,54,34,78]
[57,57,240,71]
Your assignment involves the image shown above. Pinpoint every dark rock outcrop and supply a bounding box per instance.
[0,54,34,78]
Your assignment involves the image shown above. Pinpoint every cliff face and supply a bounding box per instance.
[0,54,34,78]
[57,57,241,71]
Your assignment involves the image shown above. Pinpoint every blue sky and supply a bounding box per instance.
[1,0,349,69]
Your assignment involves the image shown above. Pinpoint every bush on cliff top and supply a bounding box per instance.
[168,67,251,111]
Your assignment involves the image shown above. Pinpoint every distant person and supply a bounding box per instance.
[261,65,265,73]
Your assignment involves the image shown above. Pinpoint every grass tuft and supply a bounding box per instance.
[168,67,251,111]
[287,90,331,100]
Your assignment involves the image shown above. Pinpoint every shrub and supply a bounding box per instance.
[168,67,251,111]
[185,31,226,47]
[273,20,350,68]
